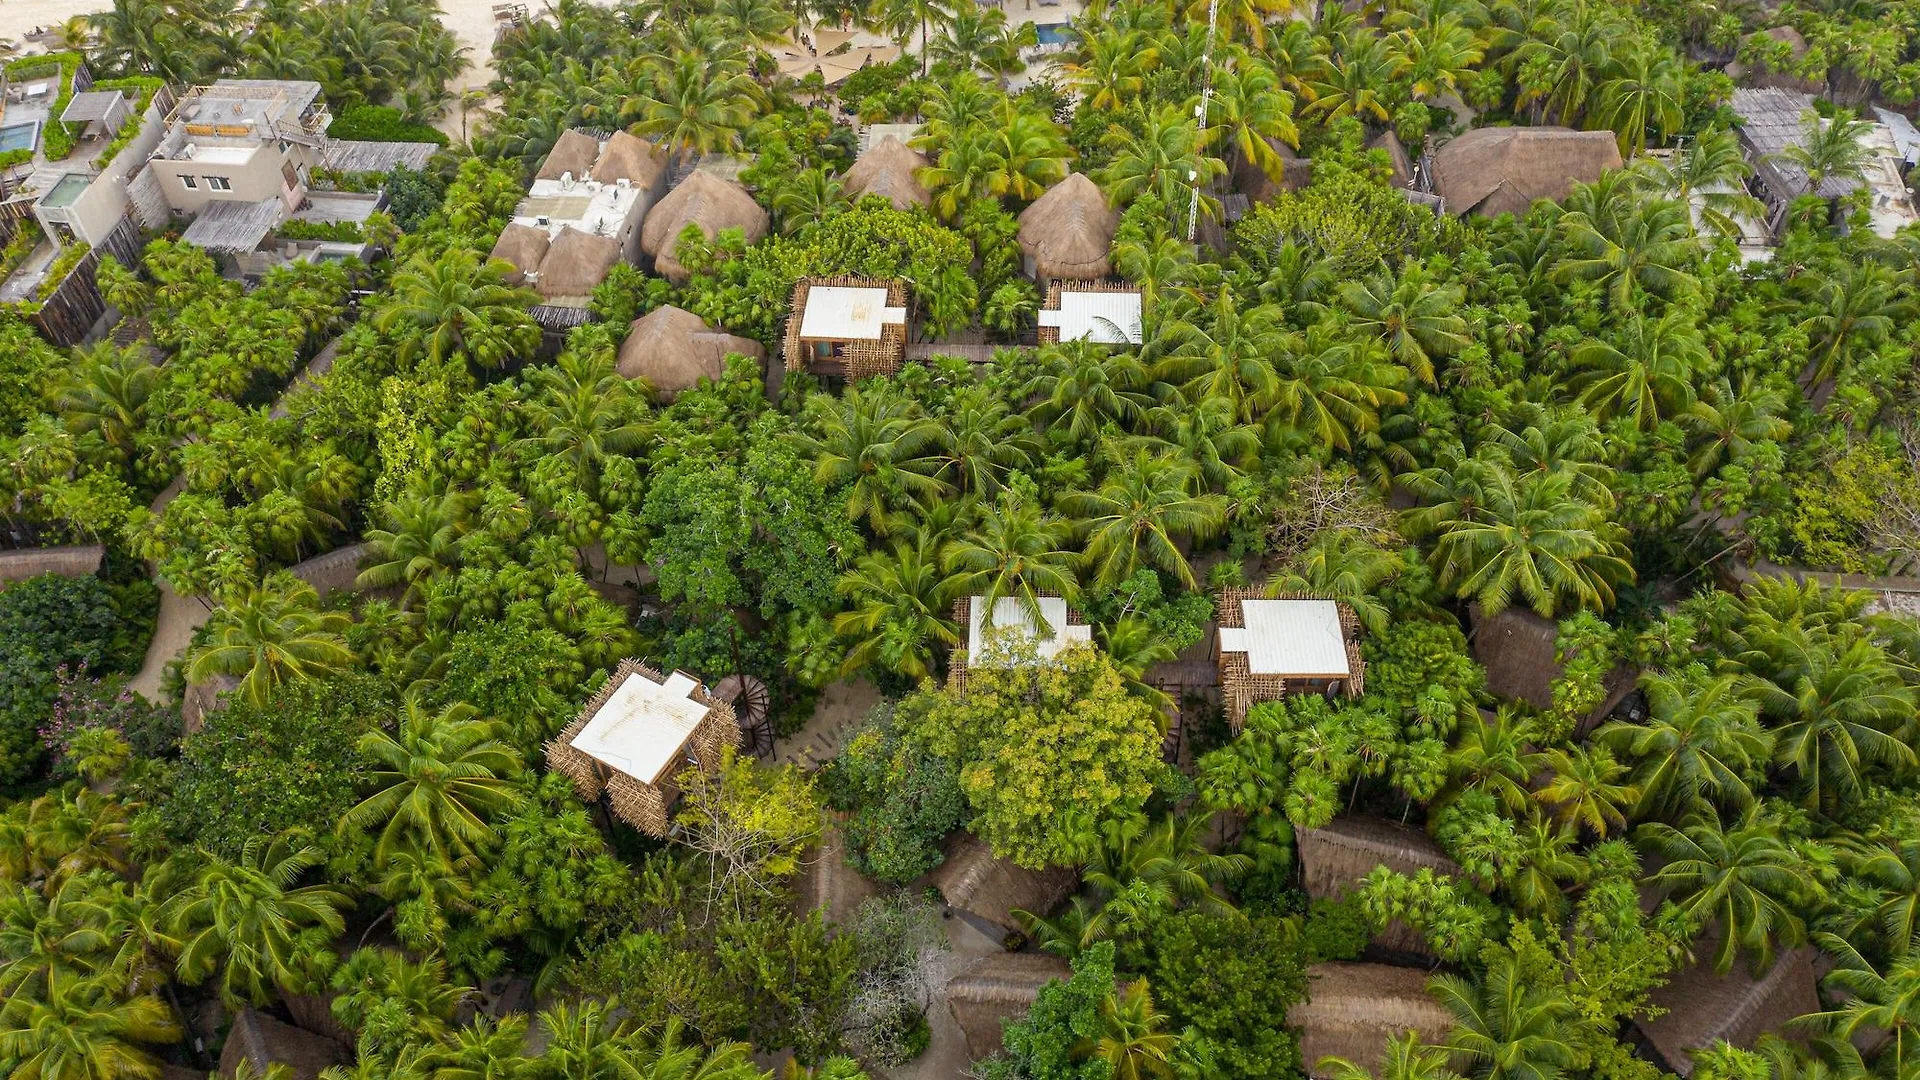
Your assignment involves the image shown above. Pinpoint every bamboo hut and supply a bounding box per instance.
[0,544,104,585]
[1634,934,1823,1076]
[1037,280,1143,345]
[947,594,1092,693]
[535,129,601,182]
[487,222,550,285]
[1292,963,1455,1079]
[218,1009,347,1080]
[1296,815,1460,956]
[930,832,1080,935]
[781,276,908,377]
[840,134,932,210]
[1017,172,1119,281]
[1431,127,1622,218]
[640,171,769,283]
[616,305,765,396]
[590,130,670,189]
[530,225,622,305]
[1215,589,1364,730]
[545,660,740,837]
[946,952,1073,1060]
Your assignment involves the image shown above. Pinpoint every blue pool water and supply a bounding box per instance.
[1035,22,1072,44]
[0,121,40,154]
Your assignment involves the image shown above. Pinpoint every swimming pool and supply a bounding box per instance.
[1035,22,1073,45]
[0,121,41,155]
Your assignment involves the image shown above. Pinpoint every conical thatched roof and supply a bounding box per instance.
[1636,931,1822,1075]
[1232,136,1312,203]
[0,544,104,584]
[792,823,878,927]
[218,1009,347,1080]
[591,130,669,188]
[946,953,1073,1060]
[536,129,601,182]
[1297,815,1459,956]
[1466,604,1637,734]
[930,832,1079,933]
[1370,129,1415,188]
[534,225,623,303]
[488,222,550,284]
[841,135,931,210]
[616,305,765,396]
[1017,173,1119,280]
[640,171,770,282]
[1431,126,1622,218]
[1294,963,1455,1079]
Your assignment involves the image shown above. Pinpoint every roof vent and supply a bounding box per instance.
[615,177,631,189]
[559,171,575,188]
[535,214,550,226]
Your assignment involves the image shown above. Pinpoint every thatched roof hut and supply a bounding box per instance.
[1017,173,1119,281]
[590,130,669,188]
[841,134,932,210]
[1634,937,1823,1075]
[1216,589,1364,730]
[1293,963,1455,1079]
[930,832,1080,934]
[535,129,601,182]
[792,823,878,927]
[946,952,1073,1060]
[1370,129,1416,189]
[0,544,105,585]
[287,542,368,598]
[532,226,623,304]
[1297,815,1460,955]
[1431,127,1622,217]
[616,305,764,396]
[781,276,909,378]
[1467,604,1637,734]
[1232,137,1312,203]
[218,1008,347,1080]
[488,222,550,285]
[545,659,739,837]
[640,171,769,283]
[1728,26,1823,95]
[181,672,242,735]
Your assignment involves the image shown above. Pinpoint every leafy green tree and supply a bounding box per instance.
[0,969,180,1080]
[1140,913,1306,1080]
[1062,447,1227,590]
[1430,947,1587,1080]
[374,248,539,369]
[1594,668,1770,822]
[823,708,967,883]
[992,941,1117,1080]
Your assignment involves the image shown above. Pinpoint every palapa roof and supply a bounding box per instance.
[1298,816,1459,956]
[946,952,1073,1060]
[488,221,550,283]
[841,135,931,210]
[1732,87,1863,199]
[640,171,769,283]
[181,197,286,254]
[1293,963,1455,1080]
[535,128,601,182]
[1232,136,1312,202]
[286,542,369,598]
[591,130,669,189]
[616,305,765,395]
[1635,932,1822,1076]
[1431,126,1622,217]
[1370,129,1415,188]
[792,824,878,927]
[1017,173,1119,280]
[0,544,104,585]
[533,225,623,303]
[1466,604,1637,733]
[930,832,1080,932]
[218,1008,347,1080]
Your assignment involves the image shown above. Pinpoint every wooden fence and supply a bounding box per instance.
[28,215,141,346]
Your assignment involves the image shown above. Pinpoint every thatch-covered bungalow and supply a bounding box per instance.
[947,952,1074,1060]
[1293,963,1455,1079]
[1231,137,1313,204]
[640,171,769,283]
[781,276,908,378]
[487,222,550,285]
[1017,172,1119,281]
[1037,280,1143,345]
[1431,127,1622,218]
[1297,815,1460,955]
[590,130,670,190]
[219,1008,347,1080]
[616,305,764,396]
[840,134,931,210]
[931,832,1080,936]
[1634,937,1823,1075]
[1467,604,1636,735]
[535,128,601,182]
[0,544,104,585]
[948,594,1092,692]
[1215,589,1365,730]
[1370,129,1416,189]
[545,659,740,837]
[530,226,623,306]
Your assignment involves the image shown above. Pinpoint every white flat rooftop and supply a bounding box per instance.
[512,176,645,240]
[798,285,906,340]
[568,669,710,784]
[1038,289,1143,344]
[1219,599,1351,677]
[186,145,257,165]
[967,595,1091,664]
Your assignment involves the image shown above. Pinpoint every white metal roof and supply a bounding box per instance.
[1874,106,1920,166]
[967,595,1091,665]
[1219,599,1351,677]
[568,669,710,784]
[798,285,906,340]
[1037,290,1143,344]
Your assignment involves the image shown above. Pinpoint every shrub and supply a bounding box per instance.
[823,706,968,884]
[276,220,365,242]
[327,105,450,146]
[0,572,129,790]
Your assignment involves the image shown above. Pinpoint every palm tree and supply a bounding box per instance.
[1424,466,1633,618]
[1441,708,1544,816]
[1305,32,1400,123]
[1554,174,1697,307]
[1205,62,1300,184]
[876,0,952,69]
[1061,27,1156,110]
[0,970,180,1080]
[1639,806,1820,974]
[1430,951,1584,1080]
[833,538,960,680]
[1267,324,1410,453]
[1337,262,1469,385]
[341,697,523,868]
[1776,108,1876,195]
[1155,287,1285,421]
[771,169,850,234]
[1568,311,1705,430]
[942,491,1081,627]
[515,349,648,492]
[187,577,354,708]
[1595,669,1770,822]
[1589,34,1683,155]
[927,0,1034,79]
[1810,934,1920,1077]
[1023,341,1161,445]
[794,389,952,537]
[1073,980,1176,1080]
[976,103,1075,203]
[162,835,350,1007]
[1796,261,1904,390]
[1749,638,1916,813]
[1265,533,1400,636]
[358,487,475,603]
[1628,127,1763,240]
[934,389,1038,496]
[634,50,761,161]
[1320,1031,1462,1080]
[1062,447,1226,590]
[1531,745,1635,837]
[375,249,539,369]
[1835,837,1920,955]
[1513,0,1615,124]
[1098,104,1227,222]
[1138,396,1260,492]
[1682,377,1790,480]
[51,345,155,460]
[1393,14,1485,102]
